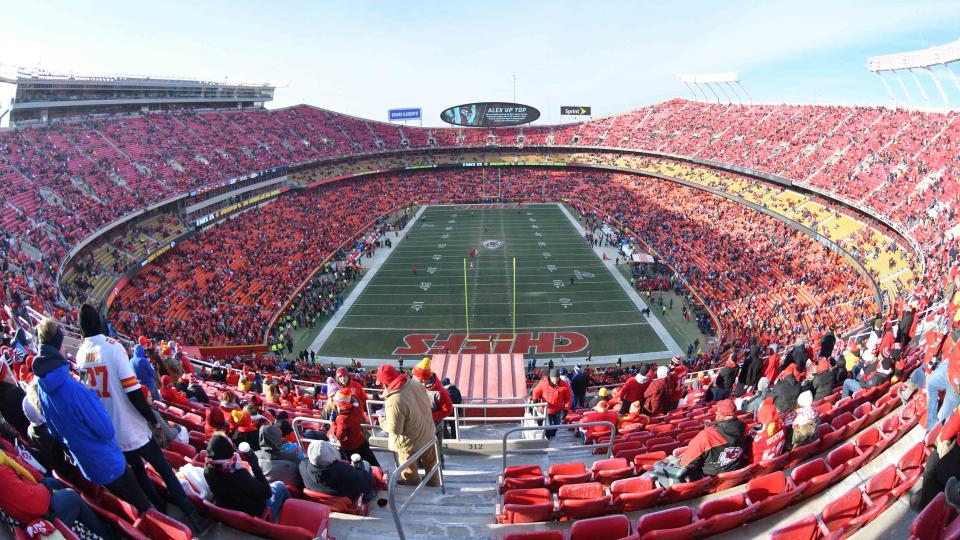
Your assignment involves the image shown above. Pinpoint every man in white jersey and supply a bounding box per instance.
[77,304,210,534]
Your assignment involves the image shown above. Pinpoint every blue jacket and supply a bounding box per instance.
[131,344,157,393]
[33,344,127,485]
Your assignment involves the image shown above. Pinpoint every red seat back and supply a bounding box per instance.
[791,458,830,484]
[636,506,693,534]
[821,486,865,533]
[570,514,630,540]
[746,470,786,502]
[698,492,748,519]
[558,482,604,500]
[277,498,330,539]
[610,476,654,496]
[504,488,552,505]
[549,462,586,477]
[134,509,192,540]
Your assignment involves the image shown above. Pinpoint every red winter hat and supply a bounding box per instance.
[335,368,349,378]
[334,388,356,411]
[715,399,737,419]
[376,364,401,386]
[138,336,152,348]
[757,397,778,425]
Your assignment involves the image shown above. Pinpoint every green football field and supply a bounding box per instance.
[314,203,681,361]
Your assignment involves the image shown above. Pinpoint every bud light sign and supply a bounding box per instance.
[388,108,422,121]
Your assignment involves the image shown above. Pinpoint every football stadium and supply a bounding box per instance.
[3,2,960,539]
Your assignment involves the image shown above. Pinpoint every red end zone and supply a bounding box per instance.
[429,353,527,404]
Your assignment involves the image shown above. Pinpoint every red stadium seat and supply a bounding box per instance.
[558,482,611,520]
[610,476,663,512]
[820,486,866,535]
[897,443,926,485]
[500,488,555,524]
[770,515,822,540]
[635,506,700,540]
[592,458,634,485]
[633,451,667,472]
[549,463,591,491]
[658,475,714,505]
[746,470,798,520]
[909,492,951,540]
[791,459,844,500]
[503,532,565,540]
[854,428,882,460]
[570,514,631,540]
[826,442,865,472]
[275,498,331,540]
[302,488,365,515]
[501,465,545,492]
[697,492,755,535]
[134,509,193,540]
[713,464,756,491]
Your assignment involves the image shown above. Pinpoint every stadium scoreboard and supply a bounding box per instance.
[440,102,540,127]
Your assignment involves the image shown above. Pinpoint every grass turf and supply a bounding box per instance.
[316,203,672,360]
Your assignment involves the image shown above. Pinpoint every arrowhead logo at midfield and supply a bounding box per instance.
[483,239,503,249]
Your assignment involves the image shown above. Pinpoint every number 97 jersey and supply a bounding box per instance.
[76,334,153,452]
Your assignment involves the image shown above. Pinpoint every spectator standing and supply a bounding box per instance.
[376,365,439,486]
[32,317,151,513]
[442,377,462,439]
[569,367,590,409]
[335,368,369,413]
[618,372,647,415]
[911,404,960,511]
[330,388,380,468]
[642,366,672,415]
[412,358,454,454]
[131,339,159,401]
[530,369,571,439]
[75,304,208,533]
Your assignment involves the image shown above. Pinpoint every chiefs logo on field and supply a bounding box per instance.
[393,331,589,355]
[483,239,503,249]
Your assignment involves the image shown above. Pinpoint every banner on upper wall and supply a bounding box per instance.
[560,106,591,116]
[440,102,540,127]
[388,108,422,121]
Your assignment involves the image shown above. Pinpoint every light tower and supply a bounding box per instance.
[867,39,960,111]
[677,72,751,105]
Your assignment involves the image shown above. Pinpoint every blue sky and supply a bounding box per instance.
[2,0,960,125]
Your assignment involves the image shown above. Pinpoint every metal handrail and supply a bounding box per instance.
[499,421,617,473]
[388,437,445,540]
[290,416,399,468]
[364,399,548,440]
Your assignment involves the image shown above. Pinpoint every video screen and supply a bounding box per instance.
[440,102,540,127]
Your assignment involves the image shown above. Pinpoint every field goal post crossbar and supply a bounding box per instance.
[464,256,516,343]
